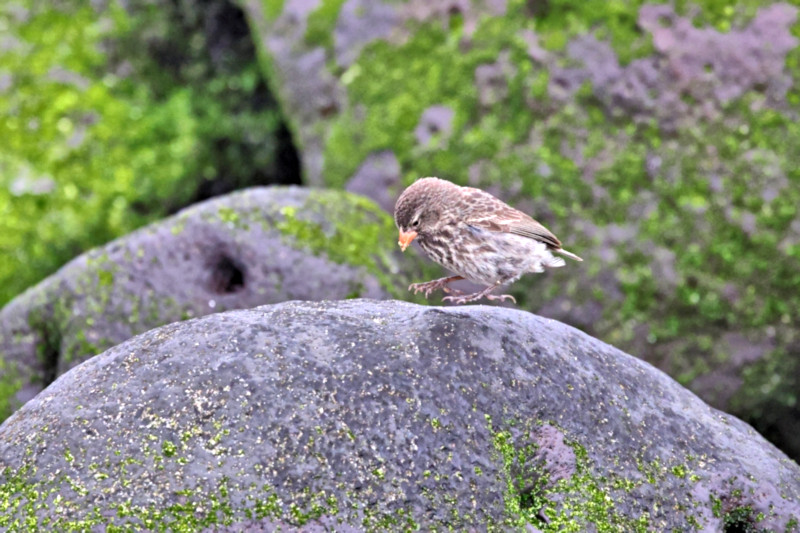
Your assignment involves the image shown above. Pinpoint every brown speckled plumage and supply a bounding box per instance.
[394,177,582,304]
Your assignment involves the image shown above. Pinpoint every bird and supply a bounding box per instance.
[394,177,582,304]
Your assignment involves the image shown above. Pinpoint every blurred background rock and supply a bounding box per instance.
[0,0,301,308]
[2,0,799,463]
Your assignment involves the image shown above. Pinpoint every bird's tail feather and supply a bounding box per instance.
[556,248,583,262]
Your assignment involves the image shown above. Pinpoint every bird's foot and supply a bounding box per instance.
[486,293,516,304]
[408,276,464,298]
[442,293,484,304]
[442,284,516,305]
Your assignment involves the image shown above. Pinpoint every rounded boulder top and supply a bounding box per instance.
[1,300,798,531]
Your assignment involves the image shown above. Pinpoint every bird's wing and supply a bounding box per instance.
[503,217,563,249]
[459,187,563,249]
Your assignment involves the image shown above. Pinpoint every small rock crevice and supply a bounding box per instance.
[209,254,247,294]
[28,310,62,389]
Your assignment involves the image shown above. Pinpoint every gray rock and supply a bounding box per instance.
[0,187,412,420]
[240,0,800,462]
[335,0,399,68]
[344,150,402,212]
[414,105,455,147]
[240,0,510,186]
[640,4,797,106]
[1,300,797,531]
[475,50,516,107]
[245,0,346,186]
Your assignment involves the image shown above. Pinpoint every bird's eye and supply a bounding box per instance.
[411,217,420,228]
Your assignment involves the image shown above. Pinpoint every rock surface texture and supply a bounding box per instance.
[241,0,800,461]
[1,300,798,531]
[0,187,413,420]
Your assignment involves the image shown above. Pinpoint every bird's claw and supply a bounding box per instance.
[408,281,442,298]
[486,293,516,303]
[409,277,463,299]
[442,290,516,305]
[441,295,471,304]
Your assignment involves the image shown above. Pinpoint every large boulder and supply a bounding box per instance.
[0,187,420,421]
[240,0,800,459]
[1,300,798,531]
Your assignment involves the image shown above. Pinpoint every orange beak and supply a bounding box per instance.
[398,230,418,252]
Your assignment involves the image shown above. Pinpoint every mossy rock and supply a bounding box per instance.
[0,187,423,422]
[241,0,800,460]
[1,301,798,531]
[0,0,293,308]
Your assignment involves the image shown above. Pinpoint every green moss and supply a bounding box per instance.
[489,420,656,531]
[0,421,412,532]
[0,0,284,308]
[484,417,732,530]
[722,505,761,533]
[732,345,800,452]
[711,494,723,518]
[324,21,487,189]
[274,190,414,298]
[0,410,775,531]
[537,0,770,56]
[161,440,178,458]
[671,464,688,478]
[0,360,22,421]
[304,0,348,50]
[491,427,550,528]
[0,0,194,306]
[534,0,654,64]
[673,0,769,31]
[263,0,286,22]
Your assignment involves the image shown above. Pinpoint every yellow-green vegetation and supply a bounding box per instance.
[537,0,768,56]
[263,0,286,22]
[274,190,414,299]
[295,0,800,453]
[0,0,285,308]
[0,428,412,532]
[0,462,268,532]
[485,417,769,531]
[490,420,652,531]
[0,361,21,421]
[304,0,349,49]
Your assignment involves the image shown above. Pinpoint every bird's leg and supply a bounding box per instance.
[409,276,464,298]
[442,285,465,296]
[442,281,516,305]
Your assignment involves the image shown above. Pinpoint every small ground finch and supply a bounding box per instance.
[394,177,582,304]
